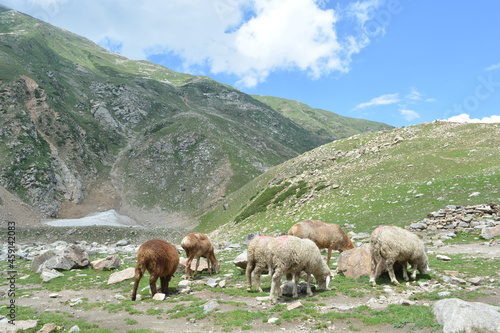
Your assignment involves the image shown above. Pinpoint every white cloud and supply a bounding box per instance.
[485,63,500,71]
[443,113,500,123]
[3,0,385,87]
[353,93,400,110]
[400,109,420,121]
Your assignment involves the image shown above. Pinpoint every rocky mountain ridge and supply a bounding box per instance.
[0,7,391,227]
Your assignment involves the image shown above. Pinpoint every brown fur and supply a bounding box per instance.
[288,220,355,267]
[181,233,220,280]
[131,239,179,301]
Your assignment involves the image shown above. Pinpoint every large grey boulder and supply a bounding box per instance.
[91,255,121,271]
[31,250,56,272]
[433,298,500,333]
[481,225,500,239]
[336,243,371,278]
[44,244,89,270]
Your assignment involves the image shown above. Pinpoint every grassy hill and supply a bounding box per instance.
[199,122,500,241]
[252,95,392,142]
[0,7,391,226]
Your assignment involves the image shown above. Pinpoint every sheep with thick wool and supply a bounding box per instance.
[268,235,331,304]
[369,226,429,287]
[246,235,274,292]
[288,219,355,267]
[181,232,220,280]
[131,239,179,301]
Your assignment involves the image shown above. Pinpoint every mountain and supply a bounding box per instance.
[199,122,500,241]
[0,7,390,227]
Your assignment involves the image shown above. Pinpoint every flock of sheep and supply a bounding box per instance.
[131,220,429,304]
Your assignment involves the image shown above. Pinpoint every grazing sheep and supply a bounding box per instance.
[181,232,220,280]
[246,235,274,292]
[369,226,429,287]
[288,219,355,267]
[131,239,179,301]
[268,235,331,304]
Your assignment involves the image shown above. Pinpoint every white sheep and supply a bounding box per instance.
[268,235,331,304]
[369,225,429,287]
[288,219,355,267]
[246,235,274,292]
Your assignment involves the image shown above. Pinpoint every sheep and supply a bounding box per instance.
[181,232,220,280]
[131,239,179,301]
[268,235,331,304]
[369,225,429,287]
[246,235,274,292]
[288,219,355,267]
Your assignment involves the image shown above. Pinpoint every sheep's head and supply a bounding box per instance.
[417,254,429,274]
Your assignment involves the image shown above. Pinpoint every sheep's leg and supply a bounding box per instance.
[267,259,273,278]
[149,274,159,296]
[131,266,144,301]
[160,276,171,295]
[305,272,313,297]
[402,262,410,282]
[246,260,255,291]
[369,258,380,287]
[327,248,332,267]
[292,272,299,298]
[193,257,200,279]
[185,255,194,280]
[253,262,267,292]
[385,259,399,285]
[270,268,284,304]
[410,263,418,281]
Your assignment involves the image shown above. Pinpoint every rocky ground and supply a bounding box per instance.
[1,228,499,333]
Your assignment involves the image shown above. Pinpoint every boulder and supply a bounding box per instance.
[40,268,64,282]
[91,255,121,271]
[31,250,56,272]
[178,256,209,274]
[480,225,500,239]
[433,298,500,333]
[43,244,89,270]
[233,250,247,269]
[336,243,371,278]
[107,267,135,284]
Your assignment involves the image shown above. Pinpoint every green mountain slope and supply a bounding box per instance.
[0,8,390,226]
[199,122,500,241]
[252,95,393,142]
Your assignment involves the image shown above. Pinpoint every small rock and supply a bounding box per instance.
[469,277,484,286]
[203,299,219,313]
[436,254,451,261]
[268,317,280,324]
[153,293,166,301]
[49,293,59,298]
[37,322,57,333]
[116,239,130,246]
[287,301,303,311]
[68,326,81,333]
[40,268,64,282]
[218,280,226,288]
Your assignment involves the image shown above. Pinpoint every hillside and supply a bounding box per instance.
[0,6,389,227]
[252,95,392,142]
[199,122,500,241]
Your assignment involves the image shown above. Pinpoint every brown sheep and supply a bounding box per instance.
[131,239,179,301]
[181,232,220,280]
[288,219,355,267]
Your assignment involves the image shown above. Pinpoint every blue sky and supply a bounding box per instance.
[3,0,500,127]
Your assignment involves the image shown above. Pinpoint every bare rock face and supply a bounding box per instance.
[91,254,121,271]
[233,250,248,269]
[481,224,500,240]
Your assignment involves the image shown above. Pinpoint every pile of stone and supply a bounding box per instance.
[409,202,500,233]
